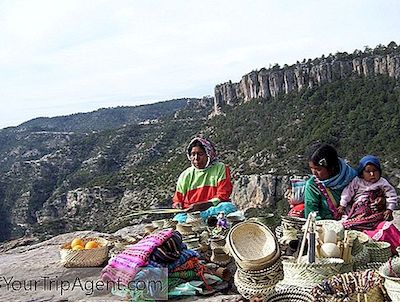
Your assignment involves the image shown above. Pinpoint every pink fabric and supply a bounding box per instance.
[101,229,174,285]
[340,177,398,211]
[364,221,400,254]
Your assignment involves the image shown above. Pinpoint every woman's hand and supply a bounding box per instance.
[173,203,183,209]
[384,209,393,221]
[337,205,345,215]
[186,201,213,212]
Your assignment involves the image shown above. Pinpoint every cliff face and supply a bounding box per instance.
[214,53,400,111]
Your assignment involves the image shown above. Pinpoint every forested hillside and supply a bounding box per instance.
[0,45,399,243]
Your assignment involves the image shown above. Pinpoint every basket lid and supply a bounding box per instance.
[227,220,277,263]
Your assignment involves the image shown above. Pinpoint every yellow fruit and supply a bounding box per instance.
[85,241,99,249]
[72,245,84,250]
[71,238,84,248]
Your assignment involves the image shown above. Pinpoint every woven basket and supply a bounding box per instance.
[366,242,391,262]
[281,216,307,232]
[236,258,283,285]
[264,285,313,302]
[348,230,370,255]
[312,269,384,302]
[60,237,109,268]
[226,220,278,270]
[234,271,275,299]
[279,257,344,289]
[379,257,400,302]
[353,246,371,270]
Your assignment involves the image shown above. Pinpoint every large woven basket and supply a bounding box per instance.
[353,246,371,270]
[366,241,391,263]
[279,257,344,289]
[60,237,109,268]
[264,285,313,302]
[312,269,384,302]
[226,220,278,270]
[236,257,283,286]
[234,270,276,299]
[379,257,400,302]
[348,230,370,255]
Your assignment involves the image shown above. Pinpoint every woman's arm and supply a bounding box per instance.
[304,179,321,219]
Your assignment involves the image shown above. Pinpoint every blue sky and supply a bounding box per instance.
[1,0,399,129]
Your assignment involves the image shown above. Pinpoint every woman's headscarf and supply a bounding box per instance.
[319,158,357,190]
[186,137,218,169]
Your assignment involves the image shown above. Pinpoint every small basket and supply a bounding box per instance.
[366,241,391,263]
[226,220,278,270]
[379,257,400,302]
[279,257,344,289]
[348,230,370,255]
[60,237,109,268]
[234,270,275,299]
[264,285,313,302]
[281,216,307,232]
[236,258,283,285]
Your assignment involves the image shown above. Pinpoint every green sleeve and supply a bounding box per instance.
[304,178,321,219]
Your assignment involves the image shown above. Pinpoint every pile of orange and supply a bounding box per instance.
[69,238,100,250]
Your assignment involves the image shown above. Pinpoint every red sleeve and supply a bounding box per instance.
[172,191,184,208]
[216,165,233,201]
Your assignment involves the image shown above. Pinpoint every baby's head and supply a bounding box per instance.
[357,155,381,183]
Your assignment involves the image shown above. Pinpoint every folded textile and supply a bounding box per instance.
[101,229,174,286]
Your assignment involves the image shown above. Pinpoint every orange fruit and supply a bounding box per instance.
[71,238,84,248]
[84,241,99,249]
[72,245,84,250]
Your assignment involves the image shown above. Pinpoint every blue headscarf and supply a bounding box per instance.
[319,158,357,190]
[357,155,381,176]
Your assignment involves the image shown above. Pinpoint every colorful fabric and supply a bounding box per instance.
[342,189,386,230]
[149,231,185,264]
[169,270,198,280]
[101,229,174,286]
[288,203,305,217]
[172,162,233,209]
[318,159,357,191]
[172,258,211,290]
[364,221,400,254]
[340,176,398,211]
[304,159,356,220]
[315,179,341,220]
[289,178,307,205]
[148,249,200,271]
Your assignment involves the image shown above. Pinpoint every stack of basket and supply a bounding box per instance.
[226,220,283,299]
[277,257,344,290]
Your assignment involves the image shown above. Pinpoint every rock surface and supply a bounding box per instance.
[0,230,244,302]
